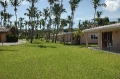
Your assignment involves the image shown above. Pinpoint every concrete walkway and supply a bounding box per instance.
[88,47,120,54]
[0,39,26,46]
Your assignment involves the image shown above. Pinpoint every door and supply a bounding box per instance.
[102,32,112,48]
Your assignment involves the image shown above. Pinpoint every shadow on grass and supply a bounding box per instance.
[0,49,19,52]
[63,43,85,47]
[32,42,44,44]
[38,45,56,48]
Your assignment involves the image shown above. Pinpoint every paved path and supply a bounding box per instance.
[0,39,26,46]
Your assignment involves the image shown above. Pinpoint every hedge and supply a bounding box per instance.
[6,35,18,42]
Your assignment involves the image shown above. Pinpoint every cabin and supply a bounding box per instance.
[83,23,120,51]
[0,27,11,42]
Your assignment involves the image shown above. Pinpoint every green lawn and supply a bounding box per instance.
[0,40,120,79]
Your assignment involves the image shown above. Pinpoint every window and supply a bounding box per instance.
[91,34,98,39]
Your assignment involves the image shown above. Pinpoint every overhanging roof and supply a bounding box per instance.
[0,27,10,33]
[83,23,120,32]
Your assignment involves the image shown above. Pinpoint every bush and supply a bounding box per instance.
[6,35,18,42]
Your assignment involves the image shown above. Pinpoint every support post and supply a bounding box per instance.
[98,30,102,50]
[86,32,88,48]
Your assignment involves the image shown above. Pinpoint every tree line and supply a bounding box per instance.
[0,0,120,43]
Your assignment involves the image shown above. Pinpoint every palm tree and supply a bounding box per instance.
[82,20,91,29]
[24,7,32,20]
[91,0,106,27]
[78,20,81,29]
[69,0,82,31]
[19,17,24,35]
[52,3,66,43]
[7,13,13,27]
[60,18,67,32]
[118,18,120,23]
[40,18,45,40]
[96,11,102,18]
[0,0,8,27]
[103,17,109,25]
[0,11,4,27]
[36,11,42,25]
[24,20,28,37]
[67,15,72,32]
[48,0,59,41]
[26,0,39,43]
[9,0,23,34]
[10,21,13,27]
[60,18,67,43]
[73,28,83,44]
[24,7,33,41]
[51,18,56,42]
[42,7,50,41]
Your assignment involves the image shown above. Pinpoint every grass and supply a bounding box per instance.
[0,40,120,79]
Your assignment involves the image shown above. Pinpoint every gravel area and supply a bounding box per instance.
[0,39,26,46]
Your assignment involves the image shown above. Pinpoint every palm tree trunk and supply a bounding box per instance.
[30,1,35,43]
[30,17,34,43]
[48,4,52,42]
[72,13,74,31]
[55,23,59,43]
[15,10,18,35]
[1,18,2,27]
[28,17,30,41]
[70,12,74,43]
[52,24,56,42]
[3,7,5,27]
[94,8,96,27]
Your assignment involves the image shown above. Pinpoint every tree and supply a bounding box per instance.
[9,0,23,34]
[26,0,39,43]
[40,18,45,40]
[19,17,24,35]
[24,20,28,37]
[78,20,82,29]
[47,0,59,41]
[69,0,82,31]
[96,11,102,18]
[7,13,13,27]
[0,11,4,27]
[0,0,8,27]
[118,18,120,23]
[73,28,83,44]
[60,18,67,32]
[91,0,106,27]
[52,3,66,43]
[42,7,50,41]
[103,17,109,25]
[67,15,72,32]
[82,20,91,29]
[60,18,67,43]
[51,18,56,42]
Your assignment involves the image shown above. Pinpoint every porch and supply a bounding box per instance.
[83,23,120,53]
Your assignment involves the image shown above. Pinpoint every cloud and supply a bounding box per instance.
[104,0,120,12]
[75,18,85,21]
[21,1,29,5]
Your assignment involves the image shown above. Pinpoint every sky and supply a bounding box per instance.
[0,0,120,28]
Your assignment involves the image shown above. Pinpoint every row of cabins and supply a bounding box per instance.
[1,23,120,52]
[50,32,98,44]
[51,23,120,52]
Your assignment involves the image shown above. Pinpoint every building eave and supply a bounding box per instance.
[83,23,120,33]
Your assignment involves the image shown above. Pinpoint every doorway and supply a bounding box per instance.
[102,32,112,49]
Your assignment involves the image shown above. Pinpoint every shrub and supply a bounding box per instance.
[6,35,18,42]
